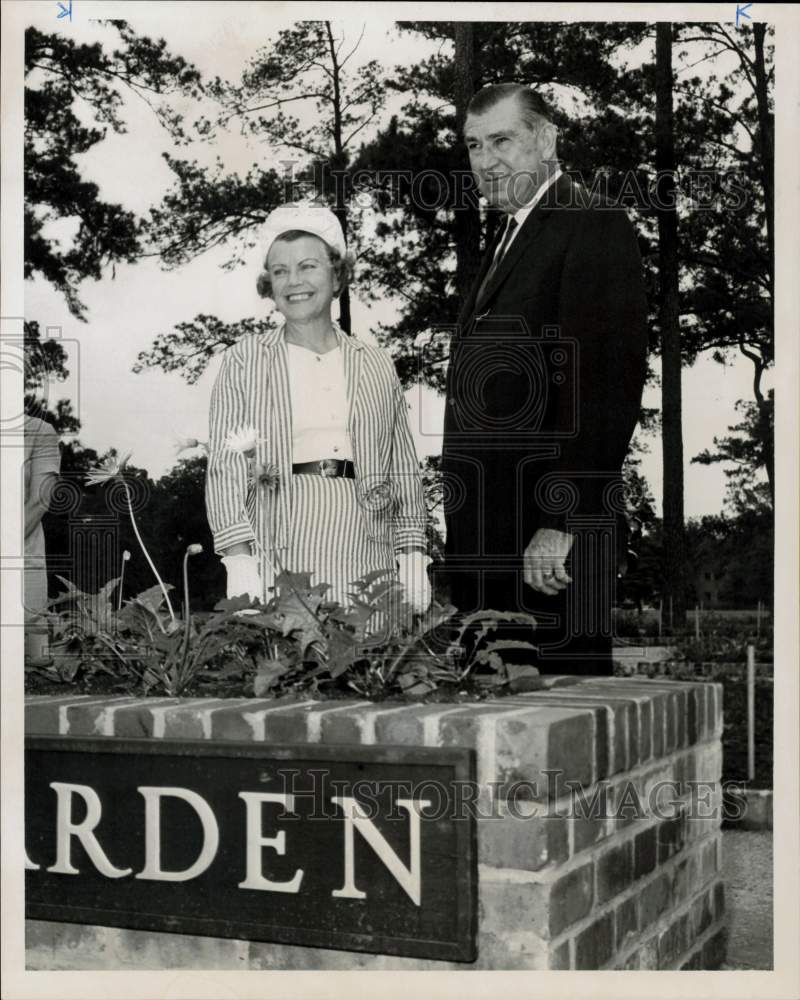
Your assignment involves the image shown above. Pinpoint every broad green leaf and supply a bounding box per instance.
[474,650,504,671]
[97,576,122,607]
[58,657,82,682]
[397,671,425,689]
[474,672,505,687]
[254,659,290,696]
[508,671,545,694]
[404,680,437,696]
[213,594,255,614]
[483,640,538,654]
[351,568,395,591]
[505,663,540,681]
[274,570,313,595]
[193,633,239,667]
[134,583,176,614]
[52,575,85,599]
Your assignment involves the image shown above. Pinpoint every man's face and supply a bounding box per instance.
[464,95,549,214]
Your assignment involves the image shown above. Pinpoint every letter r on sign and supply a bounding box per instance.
[47,782,132,878]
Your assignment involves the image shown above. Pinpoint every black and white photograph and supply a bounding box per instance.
[2,2,798,997]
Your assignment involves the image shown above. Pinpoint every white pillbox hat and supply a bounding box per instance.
[262,203,346,259]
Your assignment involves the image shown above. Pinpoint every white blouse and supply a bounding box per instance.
[286,343,353,462]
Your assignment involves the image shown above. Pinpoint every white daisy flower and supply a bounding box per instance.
[225,426,260,456]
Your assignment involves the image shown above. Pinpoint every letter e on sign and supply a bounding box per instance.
[238,792,304,893]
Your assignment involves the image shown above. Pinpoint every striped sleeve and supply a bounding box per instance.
[387,361,427,554]
[205,348,256,556]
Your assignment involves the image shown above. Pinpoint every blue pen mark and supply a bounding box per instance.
[56,0,72,21]
[736,3,752,26]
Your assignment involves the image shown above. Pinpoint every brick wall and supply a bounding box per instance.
[24,677,726,970]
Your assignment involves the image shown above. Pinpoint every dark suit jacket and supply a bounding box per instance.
[442,172,648,574]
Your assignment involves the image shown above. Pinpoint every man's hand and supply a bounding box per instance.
[524,528,574,595]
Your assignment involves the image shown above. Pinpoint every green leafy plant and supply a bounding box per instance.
[29,565,543,700]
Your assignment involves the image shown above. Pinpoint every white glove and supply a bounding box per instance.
[221,553,262,602]
[396,551,432,614]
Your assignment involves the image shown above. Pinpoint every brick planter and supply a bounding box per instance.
[25,677,727,970]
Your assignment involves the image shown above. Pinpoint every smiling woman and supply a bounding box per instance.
[204,204,432,614]
[256,230,354,306]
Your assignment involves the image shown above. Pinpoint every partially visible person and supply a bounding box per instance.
[205,203,431,615]
[24,414,61,665]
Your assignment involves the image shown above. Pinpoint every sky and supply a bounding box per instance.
[22,8,771,520]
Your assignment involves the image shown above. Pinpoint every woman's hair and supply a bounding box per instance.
[256,230,355,300]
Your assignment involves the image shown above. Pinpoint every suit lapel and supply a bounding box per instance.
[473,173,576,313]
[457,217,507,331]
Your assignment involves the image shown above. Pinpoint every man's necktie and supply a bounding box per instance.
[476,216,518,303]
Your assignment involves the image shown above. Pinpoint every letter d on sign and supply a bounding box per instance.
[136,787,219,882]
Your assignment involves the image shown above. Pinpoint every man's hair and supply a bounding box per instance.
[466,83,553,133]
[256,229,354,299]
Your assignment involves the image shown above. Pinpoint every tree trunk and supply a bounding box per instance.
[752,23,774,300]
[655,23,687,630]
[740,346,774,507]
[334,195,352,335]
[325,20,352,334]
[752,24,774,510]
[452,22,482,308]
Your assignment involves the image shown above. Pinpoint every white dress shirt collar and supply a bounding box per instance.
[509,166,563,230]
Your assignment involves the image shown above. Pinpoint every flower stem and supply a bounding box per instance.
[122,479,176,622]
[117,556,126,611]
[178,549,193,686]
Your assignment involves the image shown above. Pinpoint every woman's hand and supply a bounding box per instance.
[396,550,432,614]
[221,551,262,601]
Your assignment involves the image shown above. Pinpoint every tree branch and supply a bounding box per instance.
[675,46,729,73]
[216,91,330,128]
[343,111,378,147]
[339,24,366,69]
[673,85,757,143]
[738,340,768,406]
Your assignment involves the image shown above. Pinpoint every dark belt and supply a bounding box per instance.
[292,459,355,478]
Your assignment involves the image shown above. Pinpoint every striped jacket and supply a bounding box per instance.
[205,323,427,558]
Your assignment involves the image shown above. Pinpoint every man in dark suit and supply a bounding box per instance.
[440,83,648,675]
